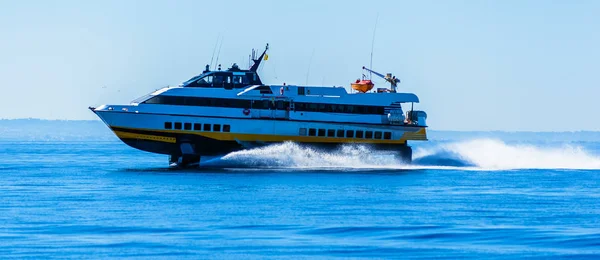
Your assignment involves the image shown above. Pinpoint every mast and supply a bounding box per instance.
[250,43,269,72]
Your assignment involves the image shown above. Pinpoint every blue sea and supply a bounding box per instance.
[1,120,600,258]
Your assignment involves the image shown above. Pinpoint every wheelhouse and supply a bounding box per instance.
[181,64,263,89]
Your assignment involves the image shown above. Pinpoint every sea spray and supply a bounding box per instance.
[219,142,405,169]
[415,139,600,170]
[209,140,600,170]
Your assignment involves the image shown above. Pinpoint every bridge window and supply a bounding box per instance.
[365,131,373,139]
[233,75,250,85]
[203,124,211,131]
[346,130,354,138]
[164,122,172,129]
[196,76,213,85]
[174,122,182,130]
[223,125,231,132]
[308,128,316,136]
[356,130,364,138]
[384,132,392,140]
[318,129,326,137]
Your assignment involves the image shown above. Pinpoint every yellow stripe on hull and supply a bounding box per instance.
[112,126,427,145]
[113,130,177,143]
[400,128,428,141]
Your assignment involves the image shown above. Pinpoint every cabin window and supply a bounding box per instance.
[174,122,182,130]
[194,123,201,131]
[144,96,162,104]
[223,125,231,132]
[365,131,373,139]
[298,87,305,95]
[183,123,192,130]
[374,131,382,139]
[318,129,326,137]
[258,85,273,94]
[203,124,211,131]
[346,130,354,138]
[356,130,364,138]
[327,129,335,137]
[164,122,172,129]
[299,128,307,136]
[308,128,316,136]
[336,130,345,138]
[318,104,326,112]
[383,132,392,140]
[276,101,285,110]
[213,124,221,132]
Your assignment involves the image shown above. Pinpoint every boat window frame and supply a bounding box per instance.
[346,130,354,138]
[356,130,364,138]
[318,129,326,137]
[383,132,392,140]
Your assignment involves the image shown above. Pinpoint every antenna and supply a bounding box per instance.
[210,34,221,70]
[214,38,224,70]
[369,13,379,80]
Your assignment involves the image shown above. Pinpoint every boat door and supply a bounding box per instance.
[272,98,291,119]
[251,98,290,119]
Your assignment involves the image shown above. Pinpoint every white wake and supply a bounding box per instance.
[416,139,600,170]
[208,139,600,170]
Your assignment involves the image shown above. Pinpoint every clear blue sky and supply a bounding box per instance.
[1,0,598,131]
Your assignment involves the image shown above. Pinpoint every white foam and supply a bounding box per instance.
[220,142,405,169]
[215,139,600,170]
[423,139,600,170]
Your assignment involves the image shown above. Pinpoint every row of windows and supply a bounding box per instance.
[294,102,384,115]
[300,128,392,139]
[164,121,391,140]
[165,122,231,132]
[145,95,386,115]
